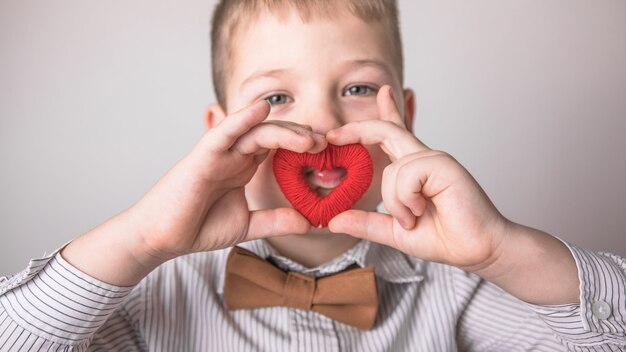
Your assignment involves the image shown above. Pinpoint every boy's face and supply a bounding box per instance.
[208,10,414,235]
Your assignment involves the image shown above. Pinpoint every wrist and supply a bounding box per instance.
[61,209,167,286]
[467,220,522,282]
[121,155,225,263]
[469,221,580,305]
[122,205,177,266]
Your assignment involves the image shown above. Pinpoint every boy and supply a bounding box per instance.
[1,0,624,350]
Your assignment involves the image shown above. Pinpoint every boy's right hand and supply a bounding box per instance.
[61,100,326,285]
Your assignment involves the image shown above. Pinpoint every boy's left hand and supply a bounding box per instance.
[327,85,508,272]
[327,86,579,305]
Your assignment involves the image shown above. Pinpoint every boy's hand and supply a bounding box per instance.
[62,100,326,285]
[327,85,508,271]
[327,86,579,305]
[132,100,325,260]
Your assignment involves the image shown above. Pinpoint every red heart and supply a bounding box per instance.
[273,143,373,228]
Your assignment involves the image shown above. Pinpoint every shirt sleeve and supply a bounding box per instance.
[0,246,145,351]
[525,241,626,350]
[454,270,567,351]
[454,242,626,351]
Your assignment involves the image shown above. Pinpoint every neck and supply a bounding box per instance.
[264,230,360,268]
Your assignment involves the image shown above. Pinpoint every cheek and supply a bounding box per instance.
[342,101,380,124]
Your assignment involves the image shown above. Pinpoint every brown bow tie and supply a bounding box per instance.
[223,246,379,330]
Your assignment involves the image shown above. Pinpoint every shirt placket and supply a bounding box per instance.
[284,272,340,352]
[290,309,340,352]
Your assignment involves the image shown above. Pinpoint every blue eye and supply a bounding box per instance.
[343,85,375,97]
[264,94,292,106]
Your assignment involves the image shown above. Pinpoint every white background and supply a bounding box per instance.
[1,0,625,274]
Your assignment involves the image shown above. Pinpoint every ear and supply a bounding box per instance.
[204,104,227,130]
[402,88,416,133]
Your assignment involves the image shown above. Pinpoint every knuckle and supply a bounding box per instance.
[383,196,404,214]
[396,161,415,182]
[382,163,396,180]
[431,150,456,162]
[378,119,398,129]
[396,190,415,205]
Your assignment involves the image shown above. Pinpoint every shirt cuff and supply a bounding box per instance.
[527,241,626,346]
[0,244,134,345]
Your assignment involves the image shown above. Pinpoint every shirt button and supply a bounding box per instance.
[591,301,611,320]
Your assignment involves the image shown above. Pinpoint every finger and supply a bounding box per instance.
[327,120,429,160]
[308,133,328,153]
[396,151,460,200]
[381,163,417,229]
[326,119,405,146]
[233,122,327,155]
[207,100,271,152]
[328,210,399,248]
[377,85,406,127]
[293,123,313,132]
[266,120,313,132]
[398,188,427,218]
[394,154,431,217]
[246,208,311,240]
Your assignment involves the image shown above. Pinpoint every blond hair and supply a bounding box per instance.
[210,0,403,109]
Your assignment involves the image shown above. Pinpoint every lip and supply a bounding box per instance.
[304,167,347,192]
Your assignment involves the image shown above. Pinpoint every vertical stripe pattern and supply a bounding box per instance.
[0,240,625,351]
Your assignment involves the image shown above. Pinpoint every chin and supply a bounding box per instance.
[277,226,332,237]
[307,226,339,236]
[280,227,356,249]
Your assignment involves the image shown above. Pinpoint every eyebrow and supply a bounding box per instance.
[240,69,289,90]
[239,59,393,89]
[343,59,394,77]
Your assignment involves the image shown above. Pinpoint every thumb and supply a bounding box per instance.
[377,85,406,127]
[203,100,271,152]
[246,208,311,240]
[328,210,398,248]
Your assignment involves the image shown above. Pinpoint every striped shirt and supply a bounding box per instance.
[0,239,625,351]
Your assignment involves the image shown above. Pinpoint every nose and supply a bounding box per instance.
[297,95,345,135]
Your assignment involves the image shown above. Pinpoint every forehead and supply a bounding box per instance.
[225,10,398,108]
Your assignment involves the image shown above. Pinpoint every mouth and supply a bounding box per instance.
[303,167,347,195]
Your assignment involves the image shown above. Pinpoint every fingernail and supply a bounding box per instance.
[252,99,270,114]
[388,86,394,100]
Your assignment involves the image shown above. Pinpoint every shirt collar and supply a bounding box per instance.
[217,239,424,294]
